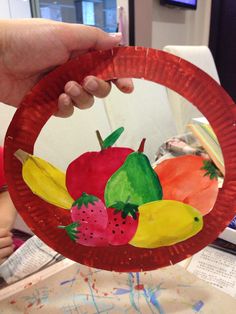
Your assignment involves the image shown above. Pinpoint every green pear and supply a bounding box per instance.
[104,139,163,208]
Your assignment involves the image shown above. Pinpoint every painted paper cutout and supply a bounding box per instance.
[105,139,163,208]
[154,155,218,215]
[104,205,139,245]
[5,46,236,272]
[129,200,203,248]
[14,149,73,209]
[15,131,204,249]
[66,127,133,201]
[61,200,140,246]
[59,193,139,247]
[59,193,109,247]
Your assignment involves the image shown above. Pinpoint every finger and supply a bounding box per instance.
[64,81,94,110]
[0,236,13,248]
[0,245,14,260]
[112,78,134,94]
[56,93,74,118]
[82,76,111,98]
[0,228,11,238]
[61,23,122,52]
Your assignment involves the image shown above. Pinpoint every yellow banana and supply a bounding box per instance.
[14,149,74,209]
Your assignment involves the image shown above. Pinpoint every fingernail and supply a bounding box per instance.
[84,78,98,92]
[67,83,80,97]
[120,84,133,93]
[62,94,71,106]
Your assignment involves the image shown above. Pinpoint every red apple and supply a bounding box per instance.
[66,127,133,201]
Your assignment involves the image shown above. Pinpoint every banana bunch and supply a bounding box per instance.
[14,149,73,209]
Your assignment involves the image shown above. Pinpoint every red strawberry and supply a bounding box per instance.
[58,193,109,247]
[66,127,133,201]
[71,193,108,229]
[105,202,139,246]
[59,197,139,247]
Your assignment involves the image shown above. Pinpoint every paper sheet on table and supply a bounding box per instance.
[0,236,63,284]
[187,246,236,298]
[1,261,236,314]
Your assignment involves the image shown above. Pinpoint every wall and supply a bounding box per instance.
[8,0,31,18]
[152,0,212,49]
[0,0,11,18]
[134,0,153,47]
[0,0,212,48]
[0,0,31,19]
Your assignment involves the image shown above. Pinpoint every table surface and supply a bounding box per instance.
[1,258,236,314]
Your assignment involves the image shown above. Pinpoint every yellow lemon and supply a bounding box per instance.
[129,200,203,248]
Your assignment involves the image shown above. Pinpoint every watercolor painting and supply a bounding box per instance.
[14,127,207,252]
[154,155,218,216]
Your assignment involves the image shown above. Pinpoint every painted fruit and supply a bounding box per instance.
[59,193,109,247]
[66,127,133,201]
[129,200,203,249]
[154,155,218,215]
[105,139,162,208]
[15,149,74,209]
[59,195,138,247]
[106,202,139,245]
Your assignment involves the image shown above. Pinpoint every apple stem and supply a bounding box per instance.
[96,130,104,150]
[138,138,146,153]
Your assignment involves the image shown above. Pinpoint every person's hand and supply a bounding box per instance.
[0,228,14,263]
[0,19,134,117]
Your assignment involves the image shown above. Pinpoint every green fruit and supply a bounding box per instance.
[105,140,163,207]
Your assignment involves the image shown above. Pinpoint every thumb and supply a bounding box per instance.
[59,23,122,53]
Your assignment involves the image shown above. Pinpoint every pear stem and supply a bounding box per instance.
[138,138,146,153]
[96,130,104,150]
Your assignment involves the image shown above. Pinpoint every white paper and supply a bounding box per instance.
[0,236,63,284]
[219,227,236,244]
[192,117,209,124]
[187,246,236,298]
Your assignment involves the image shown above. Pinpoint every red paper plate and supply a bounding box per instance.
[4,46,236,272]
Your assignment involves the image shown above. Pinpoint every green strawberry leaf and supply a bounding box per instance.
[102,127,124,149]
[58,222,79,242]
[73,192,99,209]
[112,200,138,219]
[112,201,126,211]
